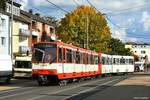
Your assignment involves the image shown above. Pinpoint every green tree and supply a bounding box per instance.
[108,38,132,55]
[0,0,8,11]
[57,5,111,52]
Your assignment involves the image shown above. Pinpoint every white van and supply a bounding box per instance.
[0,55,12,83]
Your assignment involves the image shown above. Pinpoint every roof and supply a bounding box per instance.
[32,14,53,26]
[8,0,21,7]
[126,43,150,45]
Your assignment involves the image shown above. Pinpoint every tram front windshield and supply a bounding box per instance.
[32,44,57,63]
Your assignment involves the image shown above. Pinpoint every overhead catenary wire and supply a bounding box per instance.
[45,0,69,13]
[86,0,124,29]
[73,0,80,6]
[86,0,150,42]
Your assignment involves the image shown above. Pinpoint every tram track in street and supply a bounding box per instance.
[0,75,130,100]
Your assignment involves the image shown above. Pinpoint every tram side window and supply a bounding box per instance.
[107,57,109,65]
[88,54,91,64]
[110,58,112,65]
[91,55,95,64]
[63,48,66,63]
[129,59,134,64]
[123,58,125,64]
[113,58,116,65]
[117,58,120,65]
[120,58,123,65]
[114,58,119,65]
[76,51,80,64]
[58,48,62,63]
[86,53,88,64]
[80,53,83,64]
[102,57,105,65]
[66,49,72,63]
[95,56,99,64]
[83,53,87,64]
[126,59,129,65]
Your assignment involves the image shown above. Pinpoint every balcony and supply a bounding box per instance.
[19,46,30,54]
[19,28,30,37]
[32,29,39,36]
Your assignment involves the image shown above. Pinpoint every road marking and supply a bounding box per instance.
[0,86,19,91]
[0,87,34,94]
[0,87,46,100]
[0,76,123,100]
[64,78,120,100]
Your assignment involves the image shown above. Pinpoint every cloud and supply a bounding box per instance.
[127,37,138,42]
[141,11,150,32]
[112,28,126,41]
[32,0,75,7]
[90,0,146,12]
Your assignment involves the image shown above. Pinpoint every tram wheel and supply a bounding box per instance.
[37,75,49,86]
[59,80,68,86]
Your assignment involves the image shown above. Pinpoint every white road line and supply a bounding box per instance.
[0,87,46,100]
[28,77,121,100]
[0,87,33,94]
[0,80,36,94]
[0,76,122,100]
[64,78,120,100]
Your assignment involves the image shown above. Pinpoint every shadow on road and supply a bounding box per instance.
[67,85,150,100]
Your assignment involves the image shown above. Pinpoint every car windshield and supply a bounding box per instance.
[32,43,57,63]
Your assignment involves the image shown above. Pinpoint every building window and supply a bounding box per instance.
[132,45,137,48]
[141,51,146,54]
[1,18,6,28]
[1,37,6,46]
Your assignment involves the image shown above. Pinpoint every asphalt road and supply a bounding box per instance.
[0,74,149,100]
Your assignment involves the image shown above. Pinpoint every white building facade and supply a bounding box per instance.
[0,13,10,56]
[125,44,150,63]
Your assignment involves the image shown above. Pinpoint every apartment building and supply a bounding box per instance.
[125,43,150,63]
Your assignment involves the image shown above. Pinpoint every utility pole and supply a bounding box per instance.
[86,15,89,49]
[11,0,13,59]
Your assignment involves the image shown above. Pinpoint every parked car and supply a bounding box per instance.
[134,62,144,72]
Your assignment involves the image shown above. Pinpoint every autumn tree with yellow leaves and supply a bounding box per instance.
[57,5,111,52]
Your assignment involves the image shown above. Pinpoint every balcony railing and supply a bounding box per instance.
[19,46,30,54]
[19,28,30,37]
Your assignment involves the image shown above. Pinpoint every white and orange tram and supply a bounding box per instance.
[32,41,134,85]
[32,42,102,85]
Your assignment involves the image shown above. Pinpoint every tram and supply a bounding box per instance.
[32,42,101,85]
[32,41,134,86]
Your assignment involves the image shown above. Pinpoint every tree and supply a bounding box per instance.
[108,38,132,55]
[133,54,139,61]
[57,5,111,52]
[0,0,8,11]
[43,16,59,28]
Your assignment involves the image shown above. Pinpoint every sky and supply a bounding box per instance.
[15,0,150,43]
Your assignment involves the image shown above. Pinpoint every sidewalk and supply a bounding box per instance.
[83,74,150,100]
[133,71,150,75]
